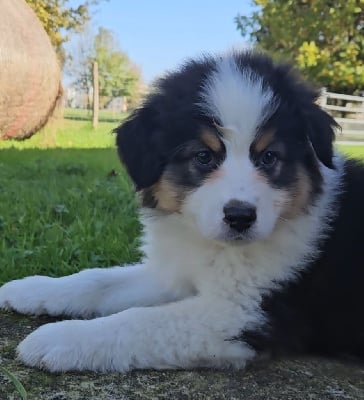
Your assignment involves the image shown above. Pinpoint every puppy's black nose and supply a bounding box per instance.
[223,200,257,232]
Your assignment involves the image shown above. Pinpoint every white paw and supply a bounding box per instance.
[0,276,59,315]
[17,319,131,372]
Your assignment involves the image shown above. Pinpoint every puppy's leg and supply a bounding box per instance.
[0,264,187,317]
[17,296,254,372]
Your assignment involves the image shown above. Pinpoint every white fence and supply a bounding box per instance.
[320,90,364,137]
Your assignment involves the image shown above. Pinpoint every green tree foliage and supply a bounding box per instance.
[93,28,140,100]
[67,27,141,109]
[236,0,364,93]
[25,0,100,61]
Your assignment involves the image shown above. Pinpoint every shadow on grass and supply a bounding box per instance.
[0,147,121,171]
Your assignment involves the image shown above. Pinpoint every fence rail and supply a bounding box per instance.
[320,90,364,139]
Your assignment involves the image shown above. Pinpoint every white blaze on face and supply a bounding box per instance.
[199,56,279,150]
[183,55,286,241]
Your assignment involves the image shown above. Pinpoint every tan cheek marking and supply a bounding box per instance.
[281,168,312,219]
[255,169,269,184]
[201,129,222,152]
[253,129,275,153]
[151,176,185,212]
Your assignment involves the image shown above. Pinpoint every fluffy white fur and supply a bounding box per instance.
[200,57,278,149]
[193,57,286,241]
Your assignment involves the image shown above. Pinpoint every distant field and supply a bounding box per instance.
[0,118,363,284]
[64,107,127,123]
[0,119,119,149]
[338,145,364,158]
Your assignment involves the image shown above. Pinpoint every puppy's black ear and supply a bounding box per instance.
[115,108,164,190]
[304,104,337,169]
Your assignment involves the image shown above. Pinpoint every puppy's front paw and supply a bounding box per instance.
[17,319,131,372]
[0,276,57,315]
[18,321,87,372]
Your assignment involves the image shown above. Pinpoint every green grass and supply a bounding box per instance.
[0,119,142,284]
[337,144,364,159]
[0,147,142,284]
[0,118,363,284]
[0,366,27,400]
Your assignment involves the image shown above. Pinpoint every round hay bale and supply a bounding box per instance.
[0,0,62,140]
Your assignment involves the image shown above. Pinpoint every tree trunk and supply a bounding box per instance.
[92,61,99,129]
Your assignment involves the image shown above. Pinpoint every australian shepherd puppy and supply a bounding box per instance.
[0,51,363,372]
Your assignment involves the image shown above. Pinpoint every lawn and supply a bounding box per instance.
[0,119,141,284]
[0,118,363,284]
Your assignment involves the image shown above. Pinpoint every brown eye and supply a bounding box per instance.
[260,151,278,167]
[195,150,213,165]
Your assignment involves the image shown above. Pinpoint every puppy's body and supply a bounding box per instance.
[243,158,364,358]
[0,52,363,371]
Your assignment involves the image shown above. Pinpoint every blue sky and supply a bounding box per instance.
[70,1,254,82]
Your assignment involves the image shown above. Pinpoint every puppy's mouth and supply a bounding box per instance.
[216,228,257,243]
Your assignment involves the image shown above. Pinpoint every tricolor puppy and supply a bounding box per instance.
[0,51,363,372]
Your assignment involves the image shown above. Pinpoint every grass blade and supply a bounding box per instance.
[0,366,27,400]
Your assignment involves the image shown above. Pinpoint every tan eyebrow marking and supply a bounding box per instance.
[200,129,223,152]
[213,122,234,141]
[253,129,275,153]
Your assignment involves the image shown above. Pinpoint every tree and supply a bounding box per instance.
[66,25,95,106]
[25,0,101,62]
[93,28,141,101]
[236,0,364,94]
[66,27,142,109]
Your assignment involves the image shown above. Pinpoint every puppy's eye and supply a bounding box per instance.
[195,150,213,165]
[260,151,278,167]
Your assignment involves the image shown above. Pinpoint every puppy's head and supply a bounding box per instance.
[116,52,337,242]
